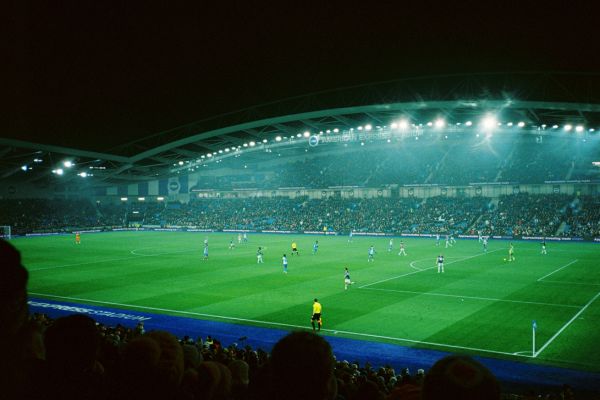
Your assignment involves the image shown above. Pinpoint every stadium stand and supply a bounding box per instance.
[2,193,598,238]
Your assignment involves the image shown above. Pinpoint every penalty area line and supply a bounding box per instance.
[533,291,600,358]
[536,260,578,282]
[29,292,532,359]
[360,248,502,289]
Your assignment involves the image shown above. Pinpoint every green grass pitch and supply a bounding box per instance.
[14,231,600,372]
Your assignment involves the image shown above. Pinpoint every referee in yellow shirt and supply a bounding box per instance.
[311,298,322,331]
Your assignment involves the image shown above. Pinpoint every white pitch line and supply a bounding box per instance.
[408,260,424,271]
[361,287,580,308]
[534,291,600,358]
[539,280,600,287]
[359,248,502,289]
[536,260,578,282]
[28,292,533,359]
[30,249,197,271]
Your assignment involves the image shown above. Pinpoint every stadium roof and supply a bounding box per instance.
[2,72,600,186]
[5,4,600,188]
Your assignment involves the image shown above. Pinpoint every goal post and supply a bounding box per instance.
[0,225,11,240]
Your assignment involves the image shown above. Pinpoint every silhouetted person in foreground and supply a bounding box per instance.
[0,239,31,398]
[268,331,337,400]
[421,354,500,400]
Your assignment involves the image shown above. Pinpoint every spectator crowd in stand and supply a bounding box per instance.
[2,193,598,238]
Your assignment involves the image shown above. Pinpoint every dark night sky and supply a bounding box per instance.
[4,2,600,152]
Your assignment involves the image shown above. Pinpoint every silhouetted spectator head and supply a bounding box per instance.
[0,239,29,339]
[44,314,100,374]
[119,330,184,399]
[422,355,500,400]
[270,331,337,400]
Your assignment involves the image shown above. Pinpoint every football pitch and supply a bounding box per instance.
[14,231,600,372]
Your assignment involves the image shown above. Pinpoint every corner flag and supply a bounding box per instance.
[532,320,537,356]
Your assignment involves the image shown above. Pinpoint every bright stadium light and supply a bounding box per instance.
[564,124,573,131]
[333,128,339,133]
[21,165,28,171]
[590,128,595,132]
[275,136,282,141]
[434,119,445,129]
[465,121,473,127]
[398,119,409,130]
[218,150,223,154]
[249,141,256,147]
[552,125,559,129]
[157,197,164,201]
[507,122,513,127]
[391,122,398,129]
[303,131,310,138]
[207,153,213,157]
[224,148,230,152]
[427,122,433,127]
[54,168,64,175]
[575,125,584,132]
[77,172,88,178]
[262,139,267,143]
[357,126,363,131]
[63,160,73,168]
[178,161,184,165]
[481,115,497,130]
[120,197,128,201]
[365,124,372,131]
[243,143,248,147]
[33,158,42,163]
[517,121,525,128]
[138,197,145,201]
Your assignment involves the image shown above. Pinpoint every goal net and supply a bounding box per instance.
[0,225,11,240]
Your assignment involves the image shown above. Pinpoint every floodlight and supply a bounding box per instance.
[275,136,282,141]
[296,133,302,138]
[590,128,595,132]
[326,129,331,133]
[63,160,73,168]
[427,122,433,127]
[120,197,128,201]
[541,124,547,128]
[33,158,42,163]
[391,122,398,129]
[365,124,372,131]
[55,168,64,175]
[178,161,184,165]
[434,119,445,129]
[465,121,473,126]
[387,139,391,143]
[262,139,267,143]
[398,119,409,130]
[243,143,248,147]
[138,197,145,201]
[207,153,213,157]
[302,131,310,138]
[218,150,223,153]
[249,141,256,147]
[564,124,573,131]
[157,197,164,201]
[517,121,525,128]
[78,172,88,178]
[575,125,584,132]
[360,142,365,146]
[481,115,497,130]
[357,126,363,131]
[507,122,513,127]
[552,125,559,129]
[333,128,339,133]
[225,148,230,152]
[21,165,28,171]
